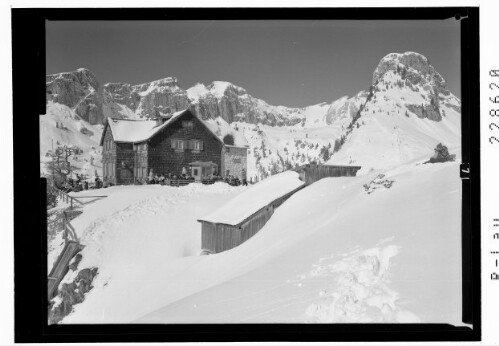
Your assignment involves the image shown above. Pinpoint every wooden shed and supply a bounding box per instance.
[198,165,362,254]
[198,171,305,254]
[295,163,362,185]
[199,183,305,254]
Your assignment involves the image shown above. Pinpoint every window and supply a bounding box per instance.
[189,140,203,151]
[233,158,242,164]
[105,140,113,151]
[171,139,186,150]
[182,121,193,129]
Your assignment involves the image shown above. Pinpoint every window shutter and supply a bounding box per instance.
[188,140,195,150]
[171,139,177,149]
[183,140,189,149]
[199,141,204,150]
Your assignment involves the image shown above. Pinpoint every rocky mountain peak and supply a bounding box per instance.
[372,52,450,97]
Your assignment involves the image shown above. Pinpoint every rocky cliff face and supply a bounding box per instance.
[46,68,104,124]
[46,70,353,127]
[371,52,459,122]
[187,81,304,126]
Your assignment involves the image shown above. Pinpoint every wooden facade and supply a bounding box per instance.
[147,112,223,181]
[200,164,362,254]
[100,110,248,185]
[295,163,362,185]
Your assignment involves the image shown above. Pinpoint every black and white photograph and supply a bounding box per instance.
[6,4,493,344]
[40,17,467,325]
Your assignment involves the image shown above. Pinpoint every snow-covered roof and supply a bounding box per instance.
[102,109,248,148]
[198,171,305,226]
[105,109,186,143]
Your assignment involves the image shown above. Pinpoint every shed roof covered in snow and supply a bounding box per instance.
[100,109,248,148]
[198,170,305,226]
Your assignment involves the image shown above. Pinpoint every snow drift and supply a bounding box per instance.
[53,157,462,325]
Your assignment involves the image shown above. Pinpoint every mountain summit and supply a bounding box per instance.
[328,51,461,171]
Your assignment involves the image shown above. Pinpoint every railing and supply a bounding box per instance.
[163,179,194,187]
[62,210,79,242]
[48,184,107,210]
[162,178,222,187]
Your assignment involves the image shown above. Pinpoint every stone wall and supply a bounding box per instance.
[222,145,248,180]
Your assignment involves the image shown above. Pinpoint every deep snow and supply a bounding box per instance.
[51,156,462,325]
[135,159,462,324]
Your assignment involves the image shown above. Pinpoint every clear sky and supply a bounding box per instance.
[46,20,461,108]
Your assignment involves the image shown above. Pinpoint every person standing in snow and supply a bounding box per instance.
[242,169,247,186]
[148,170,155,184]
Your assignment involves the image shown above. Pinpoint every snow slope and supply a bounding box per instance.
[135,159,462,324]
[40,101,103,179]
[54,183,247,323]
[54,156,462,324]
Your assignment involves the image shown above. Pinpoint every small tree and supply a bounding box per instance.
[426,143,456,163]
[223,134,235,145]
[45,145,79,188]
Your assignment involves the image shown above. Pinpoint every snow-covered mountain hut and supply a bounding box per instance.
[99,109,248,185]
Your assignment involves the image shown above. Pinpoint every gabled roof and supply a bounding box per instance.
[100,109,249,148]
[100,109,186,145]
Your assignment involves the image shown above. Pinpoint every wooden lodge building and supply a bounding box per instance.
[99,109,249,185]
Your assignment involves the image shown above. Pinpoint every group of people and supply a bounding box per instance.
[145,172,196,185]
[143,170,248,187]
[225,175,247,186]
[59,174,102,193]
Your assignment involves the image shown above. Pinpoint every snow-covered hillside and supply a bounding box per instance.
[40,101,103,179]
[328,52,461,172]
[53,156,462,324]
